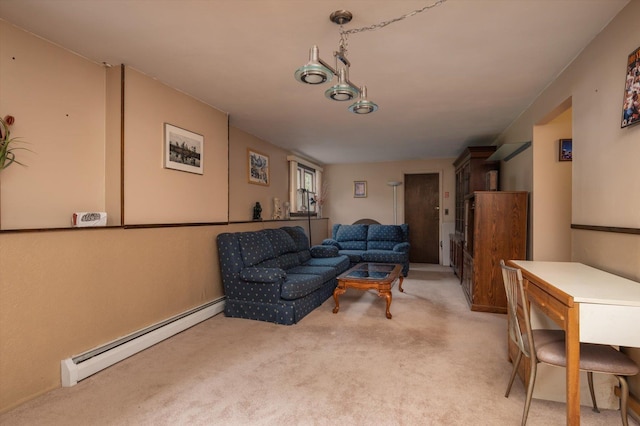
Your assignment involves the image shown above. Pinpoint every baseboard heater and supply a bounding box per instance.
[61,297,225,387]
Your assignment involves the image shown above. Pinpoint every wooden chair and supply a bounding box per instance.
[499,260,639,426]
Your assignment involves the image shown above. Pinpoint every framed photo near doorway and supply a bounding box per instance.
[354,181,367,198]
[621,46,640,128]
[559,139,572,162]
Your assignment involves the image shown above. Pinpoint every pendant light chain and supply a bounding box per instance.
[338,0,448,56]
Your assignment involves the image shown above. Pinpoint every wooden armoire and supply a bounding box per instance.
[461,191,528,313]
[451,146,528,313]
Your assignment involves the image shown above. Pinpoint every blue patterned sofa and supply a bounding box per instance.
[322,224,410,276]
[216,226,350,325]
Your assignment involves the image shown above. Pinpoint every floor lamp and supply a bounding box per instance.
[387,181,402,225]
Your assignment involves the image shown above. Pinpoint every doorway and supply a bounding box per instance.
[404,173,440,264]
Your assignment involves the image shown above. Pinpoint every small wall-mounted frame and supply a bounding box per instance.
[248,149,269,186]
[354,181,367,198]
[164,123,204,174]
[559,139,572,162]
[621,46,640,128]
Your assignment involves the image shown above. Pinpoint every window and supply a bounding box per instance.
[287,155,323,214]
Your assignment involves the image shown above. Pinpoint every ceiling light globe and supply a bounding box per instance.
[325,84,358,101]
[348,100,378,114]
[294,64,334,85]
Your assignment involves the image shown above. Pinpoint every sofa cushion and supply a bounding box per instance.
[287,265,336,282]
[281,226,313,263]
[338,249,366,264]
[304,255,350,274]
[335,224,368,250]
[367,225,404,250]
[280,273,325,300]
[238,231,275,267]
[310,245,339,258]
[361,250,408,264]
[239,267,286,283]
[265,229,298,255]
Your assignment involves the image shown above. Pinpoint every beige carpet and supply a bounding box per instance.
[1,264,635,425]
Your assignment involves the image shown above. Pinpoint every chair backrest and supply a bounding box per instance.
[500,260,536,363]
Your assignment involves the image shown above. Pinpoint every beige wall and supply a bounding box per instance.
[498,1,640,276]
[324,158,455,227]
[124,67,228,224]
[228,127,290,222]
[0,20,107,229]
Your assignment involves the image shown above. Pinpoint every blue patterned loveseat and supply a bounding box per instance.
[216,226,350,325]
[322,224,410,276]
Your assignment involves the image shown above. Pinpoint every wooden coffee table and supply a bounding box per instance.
[333,263,404,319]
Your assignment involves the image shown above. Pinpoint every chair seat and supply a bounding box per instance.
[522,329,565,354]
[537,341,640,376]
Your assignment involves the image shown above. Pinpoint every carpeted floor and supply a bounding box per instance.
[1,264,635,425]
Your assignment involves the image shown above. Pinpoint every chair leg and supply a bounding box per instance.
[617,375,630,426]
[505,350,523,397]
[521,360,537,426]
[587,371,600,413]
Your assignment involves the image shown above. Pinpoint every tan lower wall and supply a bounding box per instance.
[0,218,328,413]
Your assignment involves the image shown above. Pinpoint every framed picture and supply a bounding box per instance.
[559,139,572,162]
[164,123,203,174]
[621,46,640,128]
[248,149,269,186]
[354,181,367,198]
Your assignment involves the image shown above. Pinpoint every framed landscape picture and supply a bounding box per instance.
[621,46,640,128]
[559,139,572,162]
[248,149,269,186]
[164,123,204,174]
[354,181,367,198]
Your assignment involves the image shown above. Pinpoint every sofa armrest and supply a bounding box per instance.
[322,238,340,248]
[393,242,410,253]
[239,267,286,283]
[310,245,339,258]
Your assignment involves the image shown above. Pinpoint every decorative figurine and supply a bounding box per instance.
[252,202,262,221]
[272,197,282,220]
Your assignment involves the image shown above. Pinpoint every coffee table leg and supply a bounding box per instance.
[379,290,392,319]
[398,276,404,292]
[333,286,345,314]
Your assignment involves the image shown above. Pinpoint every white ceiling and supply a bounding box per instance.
[0,0,629,164]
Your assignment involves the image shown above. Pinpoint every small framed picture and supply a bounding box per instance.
[164,123,204,174]
[354,181,367,198]
[248,149,269,186]
[621,46,640,128]
[559,139,572,162]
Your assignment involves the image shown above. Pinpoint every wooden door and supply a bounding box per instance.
[404,173,440,263]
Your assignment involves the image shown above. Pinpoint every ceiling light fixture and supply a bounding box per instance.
[294,1,448,115]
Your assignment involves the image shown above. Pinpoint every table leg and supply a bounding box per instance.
[566,304,581,425]
[333,286,345,314]
[378,290,392,319]
[398,276,404,292]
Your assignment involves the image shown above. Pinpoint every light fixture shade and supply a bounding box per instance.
[325,68,358,101]
[294,45,334,85]
[348,86,378,114]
